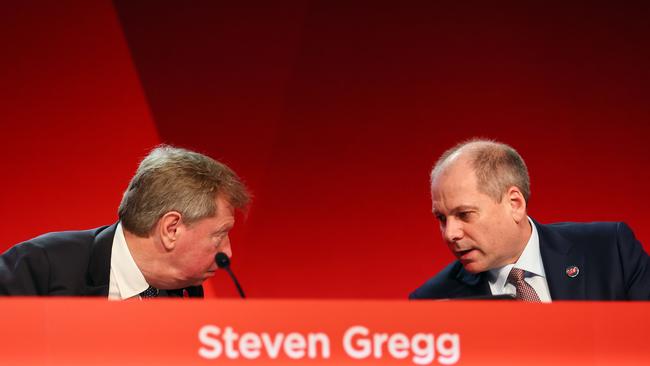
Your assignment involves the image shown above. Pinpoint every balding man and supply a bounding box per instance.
[1,145,250,299]
[410,139,650,301]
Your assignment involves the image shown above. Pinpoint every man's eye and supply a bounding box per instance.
[458,212,471,220]
[435,215,446,224]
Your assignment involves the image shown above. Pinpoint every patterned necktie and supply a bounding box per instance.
[139,286,159,298]
[507,268,541,302]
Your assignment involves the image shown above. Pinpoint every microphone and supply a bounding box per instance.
[215,252,246,298]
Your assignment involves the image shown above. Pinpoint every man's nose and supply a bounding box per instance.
[443,219,464,243]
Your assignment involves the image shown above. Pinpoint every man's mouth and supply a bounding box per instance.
[456,248,476,260]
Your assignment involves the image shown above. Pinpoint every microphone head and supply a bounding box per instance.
[215,252,231,269]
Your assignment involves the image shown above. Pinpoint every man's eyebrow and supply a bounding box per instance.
[434,205,478,215]
[213,223,234,234]
[450,205,478,214]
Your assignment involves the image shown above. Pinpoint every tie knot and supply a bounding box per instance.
[507,267,526,284]
[140,286,159,298]
[506,267,541,302]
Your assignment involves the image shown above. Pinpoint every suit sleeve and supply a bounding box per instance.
[0,242,51,295]
[616,223,650,300]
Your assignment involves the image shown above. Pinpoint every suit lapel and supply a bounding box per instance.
[82,223,117,296]
[535,220,586,300]
[453,266,491,298]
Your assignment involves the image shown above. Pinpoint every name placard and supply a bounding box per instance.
[1,299,647,365]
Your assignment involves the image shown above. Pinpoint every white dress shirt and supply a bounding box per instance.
[108,223,150,300]
[488,217,552,302]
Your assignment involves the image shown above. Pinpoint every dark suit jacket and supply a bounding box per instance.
[410,220,650,300]
[0,224,203,297]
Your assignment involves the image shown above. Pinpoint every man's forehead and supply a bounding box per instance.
[431,159,484,213]
[432,161,476,192]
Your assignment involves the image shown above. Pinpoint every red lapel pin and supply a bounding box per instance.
[565,265,579,278]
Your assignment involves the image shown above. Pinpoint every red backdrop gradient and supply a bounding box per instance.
[2,1,649,298]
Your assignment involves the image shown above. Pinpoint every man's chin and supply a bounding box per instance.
[461,262,485,274]
[175,277,207,288]
[191,278,207,286]
[190,272,216,286]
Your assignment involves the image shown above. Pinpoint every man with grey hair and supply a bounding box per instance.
[410,138,650,301]
[0,145,250,299]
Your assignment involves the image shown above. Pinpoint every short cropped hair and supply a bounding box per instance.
[118,145,250,236]
[431,138,530,203]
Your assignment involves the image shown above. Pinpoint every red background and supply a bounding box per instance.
[2,1,649,298]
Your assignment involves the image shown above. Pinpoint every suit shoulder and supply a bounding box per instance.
[5,226,112,259]
[538,221,645,263]
[1,225,113,295]
[23,226,110,246]
[543,221,620,233]
[540,221,626,244]
[409,261,465,299]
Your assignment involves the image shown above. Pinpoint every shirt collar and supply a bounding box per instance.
[488,216,546,289]
[110,222,150,299]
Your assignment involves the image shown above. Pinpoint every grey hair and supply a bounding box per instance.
[431,138,530,202]
[118,145,250,236]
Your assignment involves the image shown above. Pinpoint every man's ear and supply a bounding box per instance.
[158,211,182,250]
[506,186,527,224]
